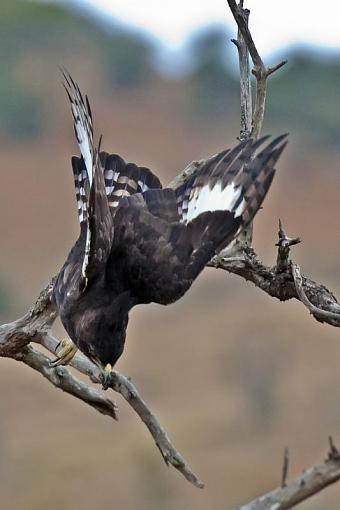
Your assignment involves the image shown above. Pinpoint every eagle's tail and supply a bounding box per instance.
[99,153,162,214]
[181,135,287,278]
[63,70,162,223]
[63,72,115,286]
[63,70,94,227]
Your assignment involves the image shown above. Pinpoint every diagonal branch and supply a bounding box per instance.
[0,281,203,489]
[14,344,118,418]
[39,332,204,488]
[237,440,340,510]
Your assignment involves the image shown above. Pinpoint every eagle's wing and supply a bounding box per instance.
[109,189,194,303]
[63,72,113,287]
[175,135,287,234]
[109,136,286,304]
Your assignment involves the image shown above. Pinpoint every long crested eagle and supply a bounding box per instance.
[52,72,287,384]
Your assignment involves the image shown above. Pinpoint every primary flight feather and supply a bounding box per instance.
[52,73,287,380]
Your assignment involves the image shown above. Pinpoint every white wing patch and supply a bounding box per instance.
[186,181,245,222]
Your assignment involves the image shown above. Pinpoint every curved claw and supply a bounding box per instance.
[49,338,78,367]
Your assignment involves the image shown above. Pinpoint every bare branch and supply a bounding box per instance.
[230,2,253,247]
[168,158,211,190]
[227,0,264,69]
[227,0,287,139]
[237,444,340,510]
[292,263,340,326]
[0,280,203,488]
[281,448,289,488]
[14,344,118,419]
[276,220,301,273]
[208,223,340,328]
[231,6,252,140]
[38,332,204,488]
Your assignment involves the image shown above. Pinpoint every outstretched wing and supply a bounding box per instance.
[63,72,113,288]
[175,135,287,236]
[109,136,287,304]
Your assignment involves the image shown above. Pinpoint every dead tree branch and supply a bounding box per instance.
[0,281,203,489]
[231,1,252,141]
[227,0,287,140]
[207,225,340,327]
[237,441,340,510]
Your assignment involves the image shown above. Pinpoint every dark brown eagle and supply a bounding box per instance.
[52,72,287,384]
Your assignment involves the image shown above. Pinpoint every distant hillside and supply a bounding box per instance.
[0,0,339,150]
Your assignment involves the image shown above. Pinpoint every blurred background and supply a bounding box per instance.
[0,1,340,509]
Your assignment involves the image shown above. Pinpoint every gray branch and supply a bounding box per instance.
[227,0,287,140]
[208,232,340,327]
[39,332,204,488]
[15,344,118,419]
[0,282,203,489]
[237,443,340,510]
[231,2,252,141]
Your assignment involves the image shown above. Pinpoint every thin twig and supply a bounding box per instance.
[276,219,301,273]
[227,0,264,69]
[329,436,339,459]
[281,448,289,488]
[237,449,340,510]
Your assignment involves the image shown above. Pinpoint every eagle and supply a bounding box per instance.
[52,72,287,385]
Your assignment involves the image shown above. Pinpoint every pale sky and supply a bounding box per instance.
[82,0,340,56]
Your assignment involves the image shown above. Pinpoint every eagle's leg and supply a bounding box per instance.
[49,338,78,367]
[101,364,114,390]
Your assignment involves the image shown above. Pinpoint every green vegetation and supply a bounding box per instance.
[267,50,340,147]
[0,0,339,148]
[186,26,239,117]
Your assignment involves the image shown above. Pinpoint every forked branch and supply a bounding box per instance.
[227,0,287,139]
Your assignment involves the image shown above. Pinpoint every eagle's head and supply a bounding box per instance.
[71,291,132,369]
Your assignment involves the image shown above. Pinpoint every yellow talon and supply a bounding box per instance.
[49,338,78,367]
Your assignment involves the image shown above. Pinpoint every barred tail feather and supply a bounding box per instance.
[63,70,94,186]
[99,152,162,213]
[71,156,89,224]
